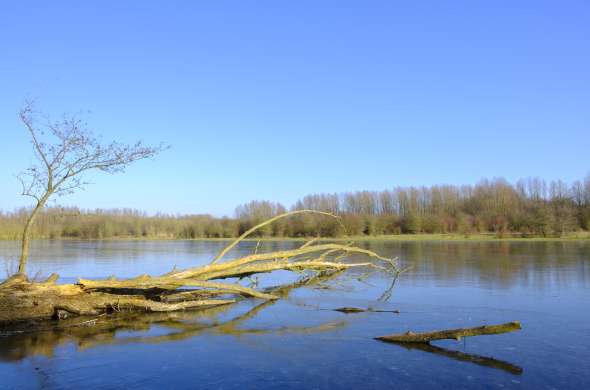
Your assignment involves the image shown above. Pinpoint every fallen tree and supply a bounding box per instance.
[1,266,347,361]
[0,211,402,325]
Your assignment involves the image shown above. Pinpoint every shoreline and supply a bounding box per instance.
[0,232,588,243]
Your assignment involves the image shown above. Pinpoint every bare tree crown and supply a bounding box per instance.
[17,101,166,202]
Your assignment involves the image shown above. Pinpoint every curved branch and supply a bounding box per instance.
[211,210,346,264]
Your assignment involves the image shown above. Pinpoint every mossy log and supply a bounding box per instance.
[376,321,521,343]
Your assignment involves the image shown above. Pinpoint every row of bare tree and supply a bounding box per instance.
[1,176,589,239]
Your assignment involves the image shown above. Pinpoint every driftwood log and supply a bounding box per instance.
[376,321,521,343]
[0,211,402,325]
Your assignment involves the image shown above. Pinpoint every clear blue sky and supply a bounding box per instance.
[1,1,589,216]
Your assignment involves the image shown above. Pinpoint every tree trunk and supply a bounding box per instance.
[18,197,48,275]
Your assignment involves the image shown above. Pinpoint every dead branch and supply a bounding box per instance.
[375,321,521,343]
[333,307,399,314]
[210,210,346,264]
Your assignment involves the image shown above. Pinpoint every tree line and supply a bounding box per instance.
[1,176,589,240]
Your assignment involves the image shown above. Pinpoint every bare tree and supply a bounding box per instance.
[16,101,166,275]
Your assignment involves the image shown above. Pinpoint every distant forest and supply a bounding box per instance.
[1,176,589,239]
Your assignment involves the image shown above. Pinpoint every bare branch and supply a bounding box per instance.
[14,101,167,275]
[19,101,52,176]
[17,102,167,200]
[16,174,40,203]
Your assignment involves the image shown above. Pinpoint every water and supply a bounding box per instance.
[1,240,589,389]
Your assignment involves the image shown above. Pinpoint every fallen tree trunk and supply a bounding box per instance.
[0,268,347,361]
[375,321,521,343]
[0,211,402,325]
[0,273,235,323]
